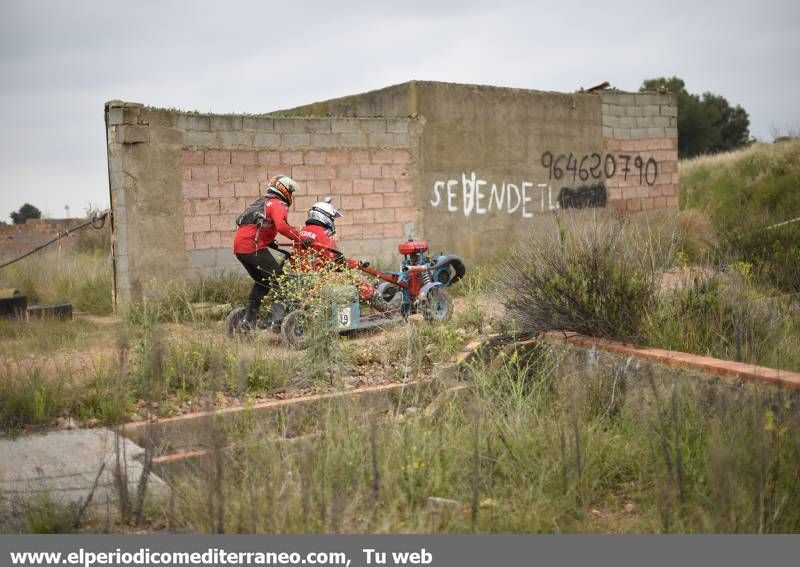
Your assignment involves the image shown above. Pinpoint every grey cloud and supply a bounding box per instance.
[1,0,798,220]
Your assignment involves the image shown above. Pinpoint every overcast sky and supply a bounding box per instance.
[1,0,798,221]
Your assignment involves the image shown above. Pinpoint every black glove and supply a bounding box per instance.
[301,238,314,249]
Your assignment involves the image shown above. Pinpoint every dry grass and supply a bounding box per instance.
[678,143,763,177]
[0,250,113,315]
[168,345,800,533]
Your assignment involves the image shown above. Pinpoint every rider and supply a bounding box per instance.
[293,198,389,311]
[233,174,304,329]
[291,197,343,270]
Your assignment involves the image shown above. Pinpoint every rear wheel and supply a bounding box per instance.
[281,310,309,349]
[421,288,453,323]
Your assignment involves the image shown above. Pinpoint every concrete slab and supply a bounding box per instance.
[0,429,167,531]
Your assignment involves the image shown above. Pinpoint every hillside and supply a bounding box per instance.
[679,140,800,291]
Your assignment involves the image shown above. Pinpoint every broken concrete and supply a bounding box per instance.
[0,429,167,530]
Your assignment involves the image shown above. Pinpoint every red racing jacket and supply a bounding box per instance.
[233,198,302,255]
[292,223,376,302]
[291,223,340,271]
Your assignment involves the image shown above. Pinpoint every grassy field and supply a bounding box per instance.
[679,139,800,291]
[171,349,800,533]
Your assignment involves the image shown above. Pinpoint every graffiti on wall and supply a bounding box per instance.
[430,148,657,217]
[541,151,658,186]
[430,173,608,217]
[557,182,607,209]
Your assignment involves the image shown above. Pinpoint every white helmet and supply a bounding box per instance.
[308,197,343,234]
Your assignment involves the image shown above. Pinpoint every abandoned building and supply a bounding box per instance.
[105,80,678,304]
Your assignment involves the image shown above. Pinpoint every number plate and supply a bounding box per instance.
[337,307,352,329]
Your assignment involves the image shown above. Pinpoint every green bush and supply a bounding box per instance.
[497,219,663,343]
[23,496,79,534]
[0,369,67,432]
[0,363,135,434]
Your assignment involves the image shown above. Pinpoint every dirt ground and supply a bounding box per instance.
[1,295,494,432]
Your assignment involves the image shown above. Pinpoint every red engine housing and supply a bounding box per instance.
[398,240,428,256]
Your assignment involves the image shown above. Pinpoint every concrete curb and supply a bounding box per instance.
[122,380,435,452]
[540,331,800,390]
[125,337,488,474]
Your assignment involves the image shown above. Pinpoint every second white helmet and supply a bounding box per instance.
[308,197,343,233]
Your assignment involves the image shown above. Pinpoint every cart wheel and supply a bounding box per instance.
[261,301,288,333]
[377,282,400,302]
[226,307,249,337]
[421,288,453,323]
[281,310,309,349]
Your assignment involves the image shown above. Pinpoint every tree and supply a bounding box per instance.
[10,203,42,225]
[640,77,750,158]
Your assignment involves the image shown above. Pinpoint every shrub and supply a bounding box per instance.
[497,219,664,342]
[23,496,79,534]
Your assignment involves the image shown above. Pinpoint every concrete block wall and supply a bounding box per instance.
[601,91,679,213]
[106,82,680,305]
[284,82,681,263]
[105,101,420,304]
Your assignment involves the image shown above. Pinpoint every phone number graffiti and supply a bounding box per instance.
[541,151,658,186]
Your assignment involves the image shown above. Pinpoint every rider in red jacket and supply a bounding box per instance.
[292,198,383,307]
[291,197,342,271]
[234,175,304,328]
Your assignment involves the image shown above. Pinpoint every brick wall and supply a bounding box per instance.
[181,146,415,253]
[601,91,679,213]
[105,102,421,304]
[0,218,83,261]
[174,115,420,273]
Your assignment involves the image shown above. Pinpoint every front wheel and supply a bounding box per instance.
[421,288,453,323]
[281,310,309,349]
